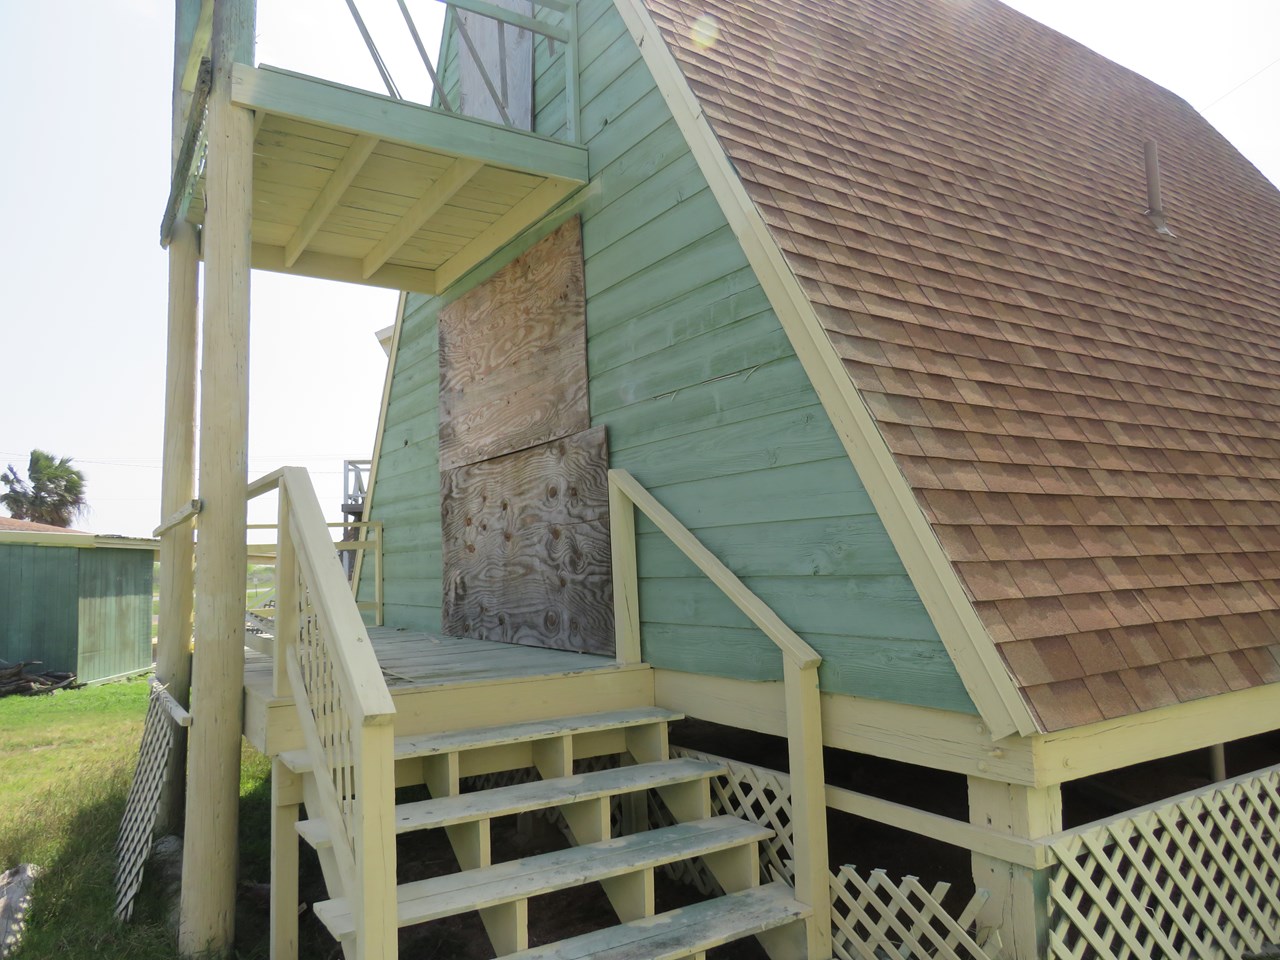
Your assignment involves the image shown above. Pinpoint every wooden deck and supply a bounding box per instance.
[243,628,655,755]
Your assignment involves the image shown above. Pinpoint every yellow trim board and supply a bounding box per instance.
[1031,680,1280,786]
[612,0,1037,739]
[654,669,1036,786]
[0,531,158,550]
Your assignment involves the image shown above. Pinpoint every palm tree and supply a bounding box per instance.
[1,450,88,528]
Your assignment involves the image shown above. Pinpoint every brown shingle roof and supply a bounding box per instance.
[0,516,86,534]
[643,0,1280,730]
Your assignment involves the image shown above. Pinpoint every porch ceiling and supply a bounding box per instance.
[186,65,588,295]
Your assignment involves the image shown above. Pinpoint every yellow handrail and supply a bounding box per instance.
[606,468,833,956]
[248,467,398,960]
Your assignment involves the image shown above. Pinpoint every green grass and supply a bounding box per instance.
[0,680,273,960]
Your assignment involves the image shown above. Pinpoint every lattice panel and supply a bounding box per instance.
[113,687,178,921]
[831,867,993,960]
[1047,763,1280,960]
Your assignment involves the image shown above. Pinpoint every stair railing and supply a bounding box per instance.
[607,468,834,958]
[248,467,399,960]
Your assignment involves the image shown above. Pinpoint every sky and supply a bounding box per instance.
[0,0,1277,538]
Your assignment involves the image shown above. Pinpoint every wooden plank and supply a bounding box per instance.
[441,426,613,655]
[313,817,770,936]
[438,218,588,470]
[362,157,484,277]
[248,243,438,294]
[284,134,379,267]
[505,882,807,959]
[456,0,535,128]
[230,64,587,182]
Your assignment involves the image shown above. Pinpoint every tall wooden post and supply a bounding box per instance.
[155,0,204,837]
[179,0,255,953]
[968,777,1062,958]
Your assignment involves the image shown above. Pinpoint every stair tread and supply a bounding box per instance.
[297,759,724,848]
[279,707,681,774]
[313,816,771,938]
[505,882,809,960]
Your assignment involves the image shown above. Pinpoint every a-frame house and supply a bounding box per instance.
[155,1,1280,958]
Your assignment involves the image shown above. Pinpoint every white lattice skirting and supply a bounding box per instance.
[1047,762,1280,960]
[669,747,995,960]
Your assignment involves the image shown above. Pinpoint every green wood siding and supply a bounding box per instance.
[368,0,975,713]
[0,543,152,683]
[0,543,79,674]
[77,549,153,682]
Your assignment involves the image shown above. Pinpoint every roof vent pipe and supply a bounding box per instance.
[1144,139,1175,237]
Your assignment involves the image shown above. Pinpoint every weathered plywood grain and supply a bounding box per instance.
[438,218,588,470]
[441,426,614,654]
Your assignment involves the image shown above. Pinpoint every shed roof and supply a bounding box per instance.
[641,0,1280,731]
[0,516,86,534]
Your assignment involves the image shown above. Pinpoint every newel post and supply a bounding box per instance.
[608,471,641,665]
[179,0,255,953]
[784,657,833,959]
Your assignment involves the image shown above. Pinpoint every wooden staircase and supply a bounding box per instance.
[280,706,811,959]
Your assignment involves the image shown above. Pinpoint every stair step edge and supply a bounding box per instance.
[296,758,725,847]
[279,707,682,775]
[506,882,810,960]
[313,815,772,937]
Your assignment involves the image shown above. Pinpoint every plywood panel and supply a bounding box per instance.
[441,426,613,654]
[438,218,588,470]
[457,0,534,130]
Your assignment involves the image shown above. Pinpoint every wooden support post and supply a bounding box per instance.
[608,478,640,665]
[274,491,296,699]
[271,760,302,960]
[967,777,1063,959]
[783,659,832,960]
[354,719,399,960]
[155,0,205,841]
[156,217,199,836]
[179,0,255,954]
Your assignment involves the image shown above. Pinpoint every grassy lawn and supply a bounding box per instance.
[0,680,272,960]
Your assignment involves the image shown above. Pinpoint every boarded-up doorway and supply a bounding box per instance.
[439,219,613,655]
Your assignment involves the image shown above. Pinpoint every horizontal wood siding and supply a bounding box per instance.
[543,0,974,713]
[359,293,445,632]
[368,2,975,713]
[0,543,79,674]
[77,548,153,682]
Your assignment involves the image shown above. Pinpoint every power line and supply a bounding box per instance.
[1201,51,1280,110]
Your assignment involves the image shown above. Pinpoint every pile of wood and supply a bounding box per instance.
[0,661,79,697]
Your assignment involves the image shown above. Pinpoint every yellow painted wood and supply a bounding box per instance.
[155,217,198,836]
[968,778,1062,959]
[249,243,438,294]
[608,470,820,669]
[180,0,254,952]
[362,157,484,278]
[272,491,296,699]
[180,0,213,93]
[608,476,641,665]
[271,760,301,960]
[284,133,379,267]
[784,659,832,959]
[152,499,200,538]
[611,0,1036,740]
[434,177,580,290]
[601,868,655,923]
[652,670,1036,785]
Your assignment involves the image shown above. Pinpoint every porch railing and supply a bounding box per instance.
[247,467,398,960]
[247,519,385,626]
[606,468,833,957]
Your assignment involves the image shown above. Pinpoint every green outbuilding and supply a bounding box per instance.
[0,518,156,684]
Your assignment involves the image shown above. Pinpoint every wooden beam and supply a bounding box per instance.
[153,498,202,538]
[434,176,578,290]
[160,58,212,247]
[612,0,1038,740]
[230,63,589,182]
[179,0,254,952]
[448,0,570,41]
[1031,681,1280,786]
[284,134,380,268]
[180,0,214,93]
[249,244,438,294]
[653,670,1038,785]
[362,156,483,278]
